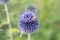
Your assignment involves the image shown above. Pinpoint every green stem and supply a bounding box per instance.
[4,4,13,40]
[19,31,23,37]
[28,33,31,40]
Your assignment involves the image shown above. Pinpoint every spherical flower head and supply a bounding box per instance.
[19,4,39,33]
[0,0,9,4]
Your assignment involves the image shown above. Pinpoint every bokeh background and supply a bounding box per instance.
[0,0,60,40]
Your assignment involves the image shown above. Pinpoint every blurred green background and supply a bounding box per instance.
[0,0,60,40]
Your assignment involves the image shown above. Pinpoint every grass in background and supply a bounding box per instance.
[0,0,60,40]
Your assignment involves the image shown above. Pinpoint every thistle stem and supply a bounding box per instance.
[4,4,13,40]
[28,33,31,40]
[19,31,23,37]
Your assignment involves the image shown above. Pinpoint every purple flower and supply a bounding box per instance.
[0,0,9,4]
[19,4,39,33]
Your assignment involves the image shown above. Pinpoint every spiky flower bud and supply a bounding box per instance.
[0,0,9,4]
[19,4,39,33]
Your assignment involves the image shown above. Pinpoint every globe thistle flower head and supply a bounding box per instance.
[19,4,39,33]
[0,0,9,4]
